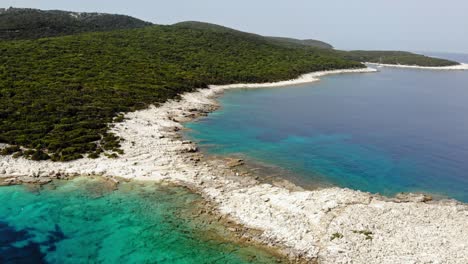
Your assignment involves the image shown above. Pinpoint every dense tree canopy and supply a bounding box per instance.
[266,36,333,49]
[0,7,152,40]
[339,50,457,67]
[0,9,459,161]
[0,25,362,161]
[174,21,334,49]
[173,21,458,66]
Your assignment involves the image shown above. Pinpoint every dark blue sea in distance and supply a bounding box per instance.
[186,53,468,202]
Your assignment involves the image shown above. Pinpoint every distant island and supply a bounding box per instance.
[0,7,459,162]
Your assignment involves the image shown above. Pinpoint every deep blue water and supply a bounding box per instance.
[186,54,468,202]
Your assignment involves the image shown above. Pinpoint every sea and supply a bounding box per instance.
[0,177,284,263]
[186,52,468,202]
[2,52,467,264]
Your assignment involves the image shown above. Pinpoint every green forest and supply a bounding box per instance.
[173,21,334,49]
[0,8,460,161]
[0,7,151,40]
[0,25,362,161]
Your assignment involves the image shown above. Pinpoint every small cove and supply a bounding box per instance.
[186,53,468,202]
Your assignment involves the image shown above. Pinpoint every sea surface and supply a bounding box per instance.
[186,53,468,202]
[0,177,284,263]
[3,53,468,264]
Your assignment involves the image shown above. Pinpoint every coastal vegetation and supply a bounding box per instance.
[0,24,361,161]
[266,36,333,49]
[330,232,343,241]
[173,21,458,66]
[352,230,374,240]
[0,7,152,40]
[174,21,334,49]
[0,8,460,161]
[340,50,457,67]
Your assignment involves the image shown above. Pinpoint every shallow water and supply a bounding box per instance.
[186,54,468,202]
[0,177,285,263]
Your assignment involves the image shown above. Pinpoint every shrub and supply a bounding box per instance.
[31,150,50,161]
[330,232,343,241]
[0,145,21,155]
[88,152,100,159]
[352,230,373,240]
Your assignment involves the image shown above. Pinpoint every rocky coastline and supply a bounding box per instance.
[1,67,468,263]
[366,62,468,70]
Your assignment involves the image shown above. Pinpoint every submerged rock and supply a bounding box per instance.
[394,193,433,203]
[226,158,244,168]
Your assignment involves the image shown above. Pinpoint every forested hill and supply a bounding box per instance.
[0,7,152,40]
[172,21,458,66]
[173,21,333,49]
[0,25,362,161]
[0,9,460,161]
[265,36,333,49]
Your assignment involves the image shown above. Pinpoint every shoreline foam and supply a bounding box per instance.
[1,67,468,263]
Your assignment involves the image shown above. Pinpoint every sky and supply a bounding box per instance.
[2,0,468,53]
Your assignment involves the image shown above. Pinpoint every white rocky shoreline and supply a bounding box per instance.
[1,66,468,263]
[366,62,468,70]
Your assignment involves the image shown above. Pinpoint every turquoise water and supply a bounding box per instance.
[186,54,468,202]
[0,177,284,263]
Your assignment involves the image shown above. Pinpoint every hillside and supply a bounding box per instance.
[0,10,460,161]
[0,7,152,40]
[173,21,333,49]
[266,36,333,49]
[173,21,459,66]
[0,25,362,161]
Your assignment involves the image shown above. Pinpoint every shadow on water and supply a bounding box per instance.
[0,178,288,264]
[0,221,67,264]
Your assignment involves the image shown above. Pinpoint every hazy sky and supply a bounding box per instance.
[3,0,468,53]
